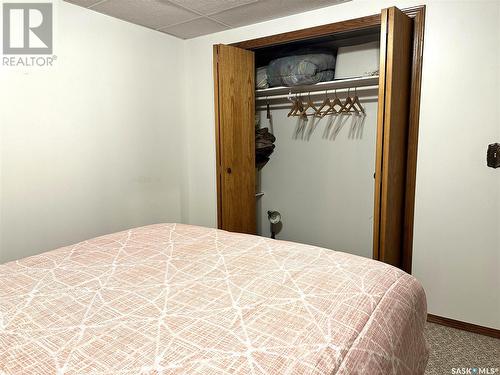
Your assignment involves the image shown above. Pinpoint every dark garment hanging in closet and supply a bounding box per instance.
[256,128,276,169]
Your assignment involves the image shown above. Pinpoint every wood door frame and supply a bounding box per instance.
[222,5,425,274]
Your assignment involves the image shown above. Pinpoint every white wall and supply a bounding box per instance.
[411,0,500,330]
[0,1,186,263]
[182,0,500,329]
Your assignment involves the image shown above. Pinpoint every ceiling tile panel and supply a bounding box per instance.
[63,0,350,39]
[169,0,258,16]
[160,18,228,39]
[211,0,350,27]
[91,0,199,30]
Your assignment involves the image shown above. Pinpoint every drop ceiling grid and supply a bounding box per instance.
[64,0,350,39]
[168,0,259,18]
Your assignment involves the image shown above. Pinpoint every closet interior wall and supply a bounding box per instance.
[254,36,381,258]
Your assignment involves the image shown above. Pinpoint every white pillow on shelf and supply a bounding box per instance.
[334,41,380,79]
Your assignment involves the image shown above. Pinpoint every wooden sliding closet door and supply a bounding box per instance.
[373,7,413,267]
[213,44,256,234]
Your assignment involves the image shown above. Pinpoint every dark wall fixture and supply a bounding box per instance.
[487,143,500,168]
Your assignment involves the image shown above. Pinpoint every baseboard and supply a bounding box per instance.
[427,314,500,339]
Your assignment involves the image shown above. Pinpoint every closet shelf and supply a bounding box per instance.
[255,75,379,99]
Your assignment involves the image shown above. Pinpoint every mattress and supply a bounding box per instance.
[0,224,428,374]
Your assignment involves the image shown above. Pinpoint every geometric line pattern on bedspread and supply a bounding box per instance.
[0,224,428,374]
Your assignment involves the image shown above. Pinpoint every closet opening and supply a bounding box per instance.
[252,27,382,260]
[214,6,425,273]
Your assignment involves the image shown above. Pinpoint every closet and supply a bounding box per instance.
[213,6,425,273]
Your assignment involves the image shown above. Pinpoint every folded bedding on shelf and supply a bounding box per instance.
[267,53,336,87]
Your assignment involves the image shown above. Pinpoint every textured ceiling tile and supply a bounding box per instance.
[91,0,199,30]
[211,0,350,27]
[64,0,103,7]
[160,17,228,39]
[169,0,258,16]
[64,0,351,39]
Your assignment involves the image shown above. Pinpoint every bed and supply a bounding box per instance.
[0,224,428,374]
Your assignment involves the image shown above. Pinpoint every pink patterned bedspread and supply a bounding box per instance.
[0,224,428,374]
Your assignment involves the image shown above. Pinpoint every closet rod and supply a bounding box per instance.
[255,75,379,99]
[255,85,378,102]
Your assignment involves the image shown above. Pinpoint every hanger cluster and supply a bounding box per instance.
[287,89,365,119]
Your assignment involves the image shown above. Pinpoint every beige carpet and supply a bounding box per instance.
[425,322,500,375]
